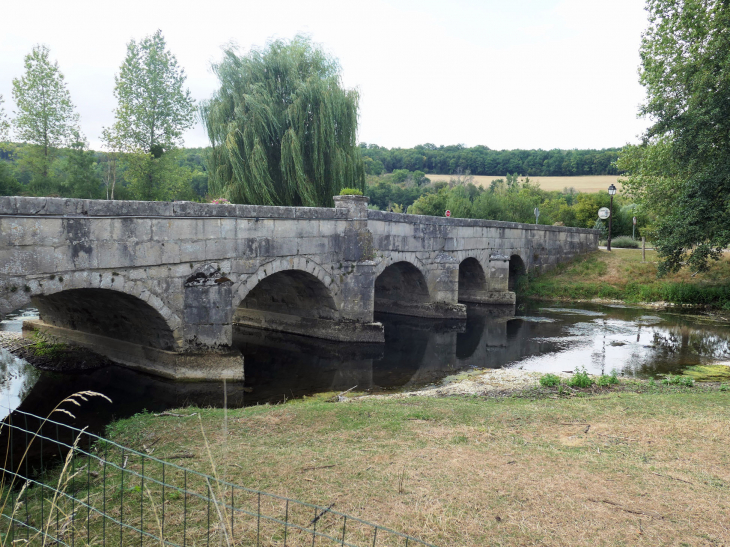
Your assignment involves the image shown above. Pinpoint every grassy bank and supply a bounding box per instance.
[522,249,730,308]
[100,388,730,546]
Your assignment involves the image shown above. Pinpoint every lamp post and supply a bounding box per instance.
[607,183,616,251]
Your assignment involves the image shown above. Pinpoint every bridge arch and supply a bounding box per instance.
[32,288,178,351]
[374,261,430,313]
[0,272,182,345]
[232,257,340,312]
[509,254,526,291]
[458,257,488,300]
[236,270,339,321]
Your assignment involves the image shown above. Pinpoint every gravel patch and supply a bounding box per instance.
[362,368,573,400]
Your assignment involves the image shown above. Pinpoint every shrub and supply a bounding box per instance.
[539,373,561,387]
[339,188,363,196]
[567,366,593,388]
[609,236,639,248]
[720,383,729,392]
[209,197,231,205]
[597,370,620,386]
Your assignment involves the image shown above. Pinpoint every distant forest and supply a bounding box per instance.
[0,142,621,200]
[359,144,622,177]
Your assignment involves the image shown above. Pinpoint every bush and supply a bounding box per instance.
[567,366,593,388]
[539,373,561,387]
[339,188,363,196]
[609,236,639,248]
[597,370,620,386]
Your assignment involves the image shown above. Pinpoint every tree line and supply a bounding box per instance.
[0,34,364,205]
[366,171,641,239]
[359,143,622,177]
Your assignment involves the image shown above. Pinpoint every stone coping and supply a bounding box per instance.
[0,196,346,220]
[0,196,599,235]
[367,209,598,234]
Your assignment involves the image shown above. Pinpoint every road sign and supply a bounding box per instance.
[633,216,637,225]
[445,210,451,217]
[598,207,610,219]
[534,207,540,224]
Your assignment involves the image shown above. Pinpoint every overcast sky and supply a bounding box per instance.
[0,0,650,152]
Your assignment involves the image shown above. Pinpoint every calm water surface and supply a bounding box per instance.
[2,302,729,435]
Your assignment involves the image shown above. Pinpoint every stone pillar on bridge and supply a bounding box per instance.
[424,253,467,319]
[332,195,382,334]
[484,254,516,305]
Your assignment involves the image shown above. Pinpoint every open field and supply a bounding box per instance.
[524,248,730,308]
[426,174,622,193]
[102,389,730,546]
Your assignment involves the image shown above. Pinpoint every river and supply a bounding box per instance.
[2,302,730,436]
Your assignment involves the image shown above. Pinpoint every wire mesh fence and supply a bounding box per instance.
[0,402,437,547]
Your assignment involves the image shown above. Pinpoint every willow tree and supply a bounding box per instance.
[201,36,365,207]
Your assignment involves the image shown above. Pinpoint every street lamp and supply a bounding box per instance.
[607,183,617,251]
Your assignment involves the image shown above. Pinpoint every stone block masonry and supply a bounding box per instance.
[0,195,598,379]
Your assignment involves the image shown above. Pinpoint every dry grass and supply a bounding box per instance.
[108,391,730,546]
[426,174,622,193]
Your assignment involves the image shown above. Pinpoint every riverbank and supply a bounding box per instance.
[0,330,113,371]
[521,248,730,311]
[102,387,730,546]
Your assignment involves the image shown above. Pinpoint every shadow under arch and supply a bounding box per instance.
[458,257,488,302]
[237,270,338,321]
[234,269,383,342]
[509,254,526,291]
[31,288,177,351]
[374,261,430,315]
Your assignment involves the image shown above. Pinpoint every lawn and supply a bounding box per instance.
[100,388,730,546]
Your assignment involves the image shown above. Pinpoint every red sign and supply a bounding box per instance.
[445,210,451,217]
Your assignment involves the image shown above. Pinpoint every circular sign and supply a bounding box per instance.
[445,210,451,217]
[598,207,610,219]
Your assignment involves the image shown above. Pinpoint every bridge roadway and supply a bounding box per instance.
[0,195,598,379]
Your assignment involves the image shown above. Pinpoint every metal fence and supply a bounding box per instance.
[0,404,437,547]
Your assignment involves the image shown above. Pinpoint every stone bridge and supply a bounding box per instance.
[0,195,598,379]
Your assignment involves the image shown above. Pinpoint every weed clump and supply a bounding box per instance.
[597,370,620,386]
[567,367,593,388]
[662,374,694,387]
[29,331,67,358]
[539,373,561,387]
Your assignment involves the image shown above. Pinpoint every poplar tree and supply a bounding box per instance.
[105,30,196,200]
[0,94,9,142]
[201,36,365,207]
[11,45,79,189]
[0,95,21,196]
